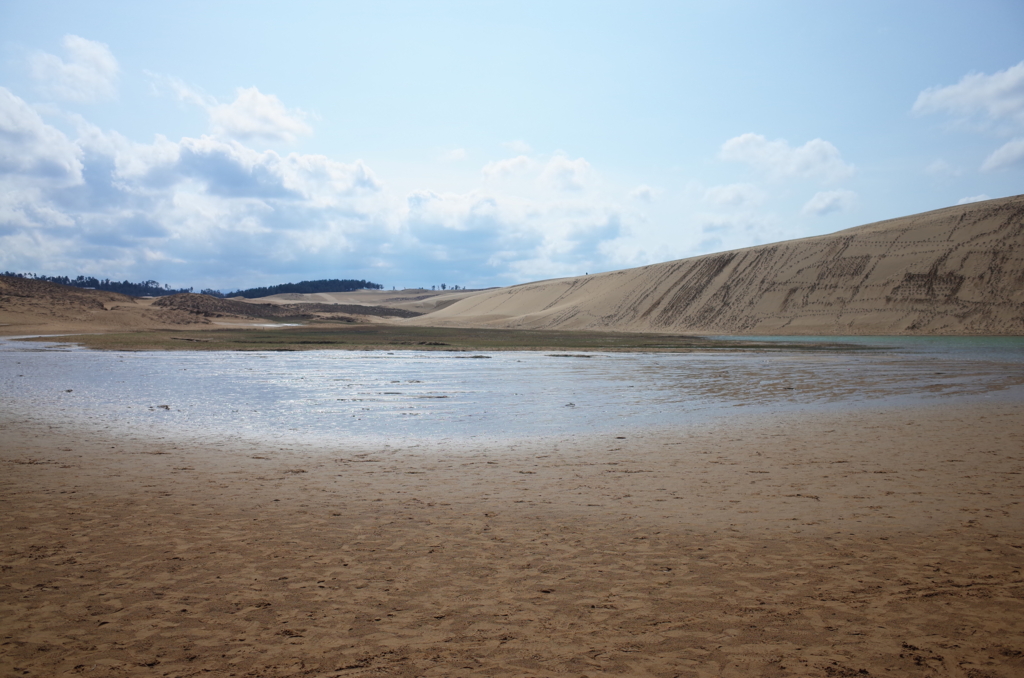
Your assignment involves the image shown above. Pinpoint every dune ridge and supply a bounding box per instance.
[411,195,1024,335]
[0,281,468,335]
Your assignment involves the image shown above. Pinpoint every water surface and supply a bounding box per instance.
[2,336,1022,447]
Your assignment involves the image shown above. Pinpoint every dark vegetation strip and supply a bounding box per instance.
[2,272,194,297]
[225,278,383,298]
[23,324,868,353]
[1,273,383,298]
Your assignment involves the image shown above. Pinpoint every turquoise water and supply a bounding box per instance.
[1,337,1022,446]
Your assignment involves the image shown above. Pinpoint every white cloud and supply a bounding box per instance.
[29,35,119,103]
[0,88,627,289]
[0,102,388,287]
[403,188,625,282]
[481,153,593,192]
[801,189,857,216]
[913,61,1024,127]
[980,137,1024,171]
[720,133,854,182]
[629,185,655,202]
[209,87,312,143]
[703,183,765,207]
[147,72,213,108]
[123,134,381,203]
[148,76,311,144]
[539,155,592,192]
[925,159,962,177]
[482,155,532,179]
[0,87,82,183]
[958,194,991,205]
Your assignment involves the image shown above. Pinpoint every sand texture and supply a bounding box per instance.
[410,195,1024,335]
[3,402,1024,677]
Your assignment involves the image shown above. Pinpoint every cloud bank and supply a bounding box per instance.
[15,35,999,291]
[0,80,632,289]
[0,75,875,290]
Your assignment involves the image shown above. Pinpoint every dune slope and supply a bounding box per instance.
[411,195,1024,335]
[0,276,209,333]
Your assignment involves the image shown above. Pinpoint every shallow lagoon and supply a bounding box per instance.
[2,336,1022,447]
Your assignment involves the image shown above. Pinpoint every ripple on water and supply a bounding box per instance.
[1,337,1023,447]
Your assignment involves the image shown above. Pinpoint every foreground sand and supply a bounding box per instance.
[2,399,1023,677]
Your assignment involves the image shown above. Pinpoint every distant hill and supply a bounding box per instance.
[226,279,383,298]
[0,275,209,331]
[0,273,193,297]
[0,274,385,300]
[0,278,419,334]
[410,195,1024,336]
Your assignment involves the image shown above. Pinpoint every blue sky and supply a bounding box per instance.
[1,1,1022,291]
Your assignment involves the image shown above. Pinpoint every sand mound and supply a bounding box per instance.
[0,275,134,309]
[0,284,428,335]
[0,276,208,333]
[411,195,1024,335]
[152,293,297,318]
[254,288,487,314]
[154,293,424,320]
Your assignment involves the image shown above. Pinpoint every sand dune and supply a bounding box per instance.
[0,276,210,334]
[411,195,1024,335]
[0,282,433,335]
[252,288,488,315]
[153,293,424,320]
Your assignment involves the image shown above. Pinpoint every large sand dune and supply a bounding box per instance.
[412,195,1024,335]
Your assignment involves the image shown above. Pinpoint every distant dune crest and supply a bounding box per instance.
[413,195,1024,335]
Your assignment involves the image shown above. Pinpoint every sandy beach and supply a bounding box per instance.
[3,397,1023,677]
[3,8,1023,676]
[1,194,1022,676]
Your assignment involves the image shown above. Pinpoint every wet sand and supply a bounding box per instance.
[2,399,1023,677]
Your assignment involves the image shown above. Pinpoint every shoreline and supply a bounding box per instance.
[0,325,880,354]
[3,398,1023,676]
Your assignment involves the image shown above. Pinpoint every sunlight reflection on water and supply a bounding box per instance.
[2,337,1022,446]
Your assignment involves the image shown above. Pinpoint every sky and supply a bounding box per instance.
[1,1,1022,292]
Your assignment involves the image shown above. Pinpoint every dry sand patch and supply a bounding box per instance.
[2,402,1023,677]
